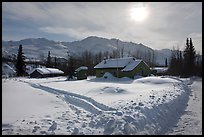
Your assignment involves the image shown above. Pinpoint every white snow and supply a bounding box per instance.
[2,75,202,135]
[29,68,64,75]
[94,57,148,72]
[121,60,141,71]
[94,57,135,69]
[166,77,202,135]
[2,79,68,124]
[2,63,16,77]
[46,68,64,74]
[151,67,168,73]
[75,66,88,72]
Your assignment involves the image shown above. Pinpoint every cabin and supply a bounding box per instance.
[75,66,88,80]
[94,57,151,79]
[29,67,64,78]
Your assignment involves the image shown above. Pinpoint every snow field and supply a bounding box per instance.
[2,76,199,135]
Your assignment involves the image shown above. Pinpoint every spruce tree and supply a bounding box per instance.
[183,38,196,76]
[67,55,75,79]
[168,47,177,75]
[46,51,52,68]
[15,44,26,76]
[165,58,168,67]
[54,56,57,68]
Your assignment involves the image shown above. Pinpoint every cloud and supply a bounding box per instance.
[2,2,202,54]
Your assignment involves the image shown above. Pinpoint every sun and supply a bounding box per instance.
[130,3,149,22]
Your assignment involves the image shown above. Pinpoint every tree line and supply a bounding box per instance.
[14,38,202,78]
[13,44,167,77]
[167,38,202,77]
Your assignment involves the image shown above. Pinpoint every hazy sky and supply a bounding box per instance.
[2,2,202,54]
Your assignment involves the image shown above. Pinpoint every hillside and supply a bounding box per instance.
[2,36,172,65]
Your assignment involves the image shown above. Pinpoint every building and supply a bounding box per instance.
[151,67,168,75]
[29,67,64,78]
[94,57,151,79]
[75,66,88,80]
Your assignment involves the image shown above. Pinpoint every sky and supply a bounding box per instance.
[2,2,202,54]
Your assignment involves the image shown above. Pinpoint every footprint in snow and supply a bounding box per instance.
[132,102,137,105]
[113,111,123,116]
[71,128,79,135]
[32,126,40,133]
[135,106,140,110]
[138,102,144,106]
[149,95,155,99]
[48,121,57,131]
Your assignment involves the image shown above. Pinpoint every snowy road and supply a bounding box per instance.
[167,77,202,135]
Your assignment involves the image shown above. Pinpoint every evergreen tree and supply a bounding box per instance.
[165,58,168,67]
[15,44,26,76]
[178,51,183,75]
[67,52,76,79]
[168,47,177,75]
[54,56,57,68]
[46,51,52,68]
[194,52,202,77]
[183,38,196,76]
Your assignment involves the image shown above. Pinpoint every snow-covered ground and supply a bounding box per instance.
[166,77,202,135]
[2,75,202,135]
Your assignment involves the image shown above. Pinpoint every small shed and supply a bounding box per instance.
[94,57,151,79]
[75,66,88,80]
[151,67,168,75]
[29,68,64,78]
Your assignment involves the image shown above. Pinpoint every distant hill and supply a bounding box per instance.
[2,36,172,66]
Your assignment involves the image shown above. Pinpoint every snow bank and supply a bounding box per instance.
[93,72,133,83]
[2,63,16,77]
[135,76,178,84]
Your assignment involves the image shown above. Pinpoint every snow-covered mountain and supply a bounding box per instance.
[2,36,172,65]
[2,38,68,59]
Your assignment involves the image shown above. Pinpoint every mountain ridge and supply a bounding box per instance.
[2,36,172,66]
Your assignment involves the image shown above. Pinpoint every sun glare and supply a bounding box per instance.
[130,3,149,22]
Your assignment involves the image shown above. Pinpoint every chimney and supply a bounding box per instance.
[104,57,107,64]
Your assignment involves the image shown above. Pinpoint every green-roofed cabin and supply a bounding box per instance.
[94,57,151,79]
[75,66,88,80]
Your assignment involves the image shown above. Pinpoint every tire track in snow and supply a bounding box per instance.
[20,80,116,114]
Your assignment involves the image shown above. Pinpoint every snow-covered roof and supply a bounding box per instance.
[94,57,135,69]
[94,57,144,72]
[30,68,64,75]
[46,68,64,74]
[121,60,141,71]
[75,66,88,72]
[151,67,168,73]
